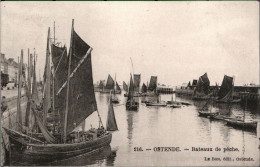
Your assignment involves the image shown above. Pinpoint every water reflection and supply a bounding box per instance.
[127,111,134,147]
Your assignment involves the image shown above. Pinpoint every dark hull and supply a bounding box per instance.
[6,130,112,165]
[214,99,241,103]
[146,103,167,107]
[100,89,121,94]
[126,101,139,111]
[192,96,210,101]
[168,104,181,108]
[209,115,231,121]
[226,119,257,131]
[198,111,218,118]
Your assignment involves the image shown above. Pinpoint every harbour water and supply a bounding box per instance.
[46,93,260,166]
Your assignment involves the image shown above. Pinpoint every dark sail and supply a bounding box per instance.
[123,81,128,92]
[65,29,97,134]
[141,83,147,93]
[192,80,197,86]
[134,74,141,92]
[217,75,233,100]
[194,73,210,95]
[127,75,134,101]
[105,74,114,90]
[99,80,105,89]
[116,82,121,91]
[106,96,118,131]
[148,76,157,91]
[51,44,68,117]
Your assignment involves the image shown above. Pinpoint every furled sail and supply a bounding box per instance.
[141,83,147,93]
[43,28,52,126]
[25,53,32,128]
[33,109,57,144]
[51,44,67,118]
[123,81,128,92]
[106,95,118,131]
[65,28,97,134]
[127,75,134,101]
[116,82,121,91]
[217,75,233,100]
[148,76,157,91]
[32,54,39,104]
[194,73,210,96]
[134,74,141,92]
[105,74,115,90]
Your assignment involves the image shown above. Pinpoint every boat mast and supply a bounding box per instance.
[114,73,116,97]
[16,50,23,132]
[64,19,74,143]
[54,21,56,45]
[52,22,56,116]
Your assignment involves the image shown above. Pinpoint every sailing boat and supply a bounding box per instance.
[107,93,119,131]
[100,74,121,94]
[167,94,182,108]
[111,74,119,104]
[145,93,167,107]
[126,74,139,111]
[134,74,141,94]
[98,80,105,92]
[192,73,211,100]
[145,76,158,97]
[3,20,118,165]
[198,97,219,117]
[225,93,257,130]
[214,75,241,103]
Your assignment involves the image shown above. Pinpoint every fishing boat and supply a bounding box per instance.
[3,20,118,165]
[145,94,167,107]
[225,93,257,131]
[126,75,139,111]
[140,83,148,96]
[100,74,121,94]
[124,74,142,97]
[214,75,241,103]
[192,73,211,100]
[111,75,120,104]
[97,80,105,92]
[134,74,141,93]
[167,95,182,108]
[198,98,219,117]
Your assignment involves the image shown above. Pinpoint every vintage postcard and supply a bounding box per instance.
[0,1,259,166]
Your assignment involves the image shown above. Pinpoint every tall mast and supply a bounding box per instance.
[64,19,74,143]
[114,73,116,96]
[16,50,23,132]
[43,28,51,126]
[130,57,135,95]
[25,48,31,128]
[54,21,56,45]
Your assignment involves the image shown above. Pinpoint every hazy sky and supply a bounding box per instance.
[1,2,259,86]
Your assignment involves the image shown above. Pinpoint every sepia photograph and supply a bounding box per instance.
[0,1,259,166]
